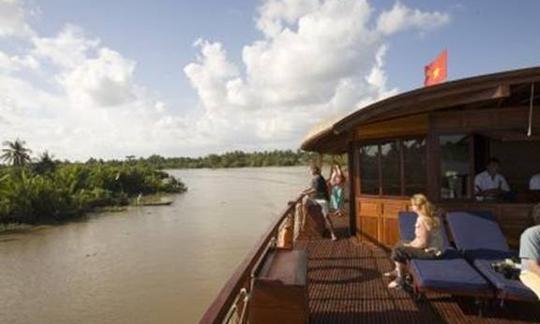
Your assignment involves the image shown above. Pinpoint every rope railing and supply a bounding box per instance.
[199,194,305,324]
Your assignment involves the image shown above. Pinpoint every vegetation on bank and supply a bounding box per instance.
[98,150,331,169]
[0,139,186,225]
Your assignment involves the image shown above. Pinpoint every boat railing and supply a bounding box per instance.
[199,194,305,324]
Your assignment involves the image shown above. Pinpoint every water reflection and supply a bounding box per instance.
[0,167,308,324]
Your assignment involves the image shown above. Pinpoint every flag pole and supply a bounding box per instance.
[528,83,535,137]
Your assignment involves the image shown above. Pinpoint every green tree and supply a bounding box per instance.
[1,139,32,167]
[33,151,57,175]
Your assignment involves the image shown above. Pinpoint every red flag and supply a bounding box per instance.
[424,50,447,86]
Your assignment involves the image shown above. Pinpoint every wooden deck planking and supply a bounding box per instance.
[297,216,540,324]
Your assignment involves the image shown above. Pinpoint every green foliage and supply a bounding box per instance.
[1,138,32,167]
[0,162,187,224]
[137,150,318,169]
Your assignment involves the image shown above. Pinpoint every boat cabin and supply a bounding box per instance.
[301,66,540,249]
[201,67,540,324]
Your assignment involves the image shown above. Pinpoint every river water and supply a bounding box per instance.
[0,167,309,324]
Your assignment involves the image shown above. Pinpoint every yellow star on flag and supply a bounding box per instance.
[433,67,440,78]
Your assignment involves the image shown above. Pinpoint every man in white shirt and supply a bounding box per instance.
[530,173,540,190]
[474,158,510,199]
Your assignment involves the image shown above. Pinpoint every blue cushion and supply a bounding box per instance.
[473,259,537,301]
[447,211,510,254]
[464,249,517,261]
[398,212,417,242]
[410,258,492,293]
[398,212,451,250]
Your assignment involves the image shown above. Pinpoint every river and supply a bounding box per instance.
[0,167,309,324]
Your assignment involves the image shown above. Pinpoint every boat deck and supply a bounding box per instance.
[297,216,540,324]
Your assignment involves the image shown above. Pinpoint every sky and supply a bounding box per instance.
[1,0,539,161]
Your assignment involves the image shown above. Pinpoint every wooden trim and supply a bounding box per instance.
[348,144,357,236]
[399,139,405,196]
[377,145,383,196]
[200,195,304,324]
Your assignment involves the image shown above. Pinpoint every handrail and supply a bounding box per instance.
[199,194,304,324]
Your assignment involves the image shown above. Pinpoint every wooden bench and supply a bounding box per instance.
[248,249,308,324]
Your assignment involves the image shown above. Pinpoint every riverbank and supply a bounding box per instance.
[0,193,176,234]
[0,163,187,227]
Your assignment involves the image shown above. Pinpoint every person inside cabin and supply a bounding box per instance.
[329,163,345,217]
[519,224,540,298]
[385,194,444,289]
[302,165,338,241]
[474,158,511,201]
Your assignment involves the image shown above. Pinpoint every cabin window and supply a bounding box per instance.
[403,138,427,195]
[358,137,427,197]
[359,144,379,195]
[439,134,471,199]
[380,140,401,195]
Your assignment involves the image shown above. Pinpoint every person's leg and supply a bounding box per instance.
[388,245,436,288]
[388,245,409,288]
[335,186,344,217]
[316,199,337,240]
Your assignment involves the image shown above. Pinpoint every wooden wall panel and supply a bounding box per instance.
[359,216,378,241]
[383,201,409,218]
[356,197,409,247]
[382,218,400,247]
[431,106,540,132]
[355,114,429,140]
[357,199,380,217]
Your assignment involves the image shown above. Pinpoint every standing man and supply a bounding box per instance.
[474,158,510,200]
[303,165,338,241]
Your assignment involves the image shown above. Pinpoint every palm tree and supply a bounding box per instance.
[1,139,32,167]
[33,151,57,174]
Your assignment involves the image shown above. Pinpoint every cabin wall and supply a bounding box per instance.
[351,108,540,248]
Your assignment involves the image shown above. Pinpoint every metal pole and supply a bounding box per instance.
[528,83,535,137]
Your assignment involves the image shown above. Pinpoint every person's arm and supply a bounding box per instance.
[524,260,540,277]
[302,188,315,195]
[474,174,484,195]
[500,176,510,192]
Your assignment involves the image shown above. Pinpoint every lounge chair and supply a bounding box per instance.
[445,211,515,261]
[398,212,493,302]
[446,211,537,302]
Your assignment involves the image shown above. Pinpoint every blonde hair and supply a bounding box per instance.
[410,194,440,229]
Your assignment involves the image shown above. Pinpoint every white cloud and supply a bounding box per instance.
[32,24,100,68]
[376,2,450,35]
[0,50,39,71]
[184,39,239,113]
[0,0,35,38]
[58,47,136,107]
[183,0,448,144]
[0,0,451,160]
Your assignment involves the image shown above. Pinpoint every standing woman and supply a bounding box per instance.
[385,194,444,288]
[329,164,345,217]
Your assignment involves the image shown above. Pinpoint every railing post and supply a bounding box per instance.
[277,211,294,249]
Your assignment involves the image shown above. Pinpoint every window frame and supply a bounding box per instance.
[356,136,427,198]
[435,132,475,202]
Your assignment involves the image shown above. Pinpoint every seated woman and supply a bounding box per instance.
[385,194,444,289]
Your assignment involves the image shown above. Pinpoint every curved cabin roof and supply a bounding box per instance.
[301,66,540,153]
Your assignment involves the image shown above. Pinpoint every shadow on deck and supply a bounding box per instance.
[297,216,540,324]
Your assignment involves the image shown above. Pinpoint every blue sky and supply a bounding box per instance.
[1,0,539,160]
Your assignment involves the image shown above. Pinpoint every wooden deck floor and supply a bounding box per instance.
[297,216,540,324]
